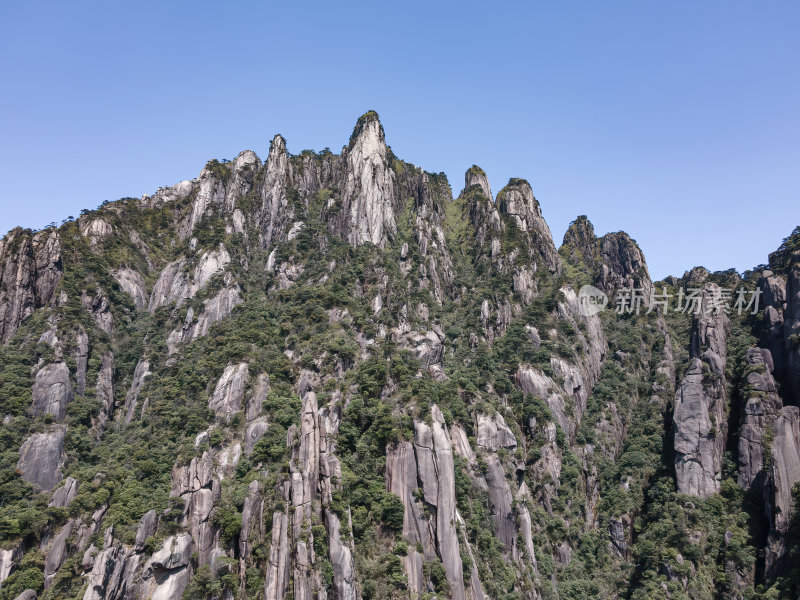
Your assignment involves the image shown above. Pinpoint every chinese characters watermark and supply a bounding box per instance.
[578,285,761,317]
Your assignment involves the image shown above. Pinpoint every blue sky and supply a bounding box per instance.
[1,1,797,279]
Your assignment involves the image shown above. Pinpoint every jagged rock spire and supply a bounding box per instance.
[464,165,492,199]
[259,134,291,250]
[673,284,730,498]
[596,232,652,296]
[561,215,597,267]
[560,216,652,297]
[496,178,561,272]
[342,111,396,248]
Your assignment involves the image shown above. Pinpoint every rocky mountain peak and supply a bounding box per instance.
[341,111,396,248]
[558,218,651,297]
[348,110,385,151]
[595,231,652,296]
[561,215,597,267]
[233,149,260,172]
[270,133,288,155]
[3,113,800,600]
[464,164,492,199]
[496,179,538,228]
[496,178,561,273]
[683,266,711,287]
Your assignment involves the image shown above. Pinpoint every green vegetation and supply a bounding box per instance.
[0,133,795,600]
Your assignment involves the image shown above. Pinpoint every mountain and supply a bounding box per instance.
[0,111,799,600]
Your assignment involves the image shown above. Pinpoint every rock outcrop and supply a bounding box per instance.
[82,539,139,600]
[50,476,79,508]
[0,548,14,584]
[496,178,561,273]
[765,406,800,578]
[149,244,231,311]
[75,329,88,396]
[81,288,113,336]
[166,285,242,354]
[758,270,788,384]
[124,359,150,424]
[560,216,652,302]
[44,519,75,587]
[258,135,293,251]
[385,440,434,594]
[261,381,360,600]
[139,534,193,600]
[596,232,652,298]
[31,361,73,419]
[134,510,158,552]
[287,386,322,600]
[464,164,492,199]
[413,405,467,600]
[140,179,194,209]
[339,111,396,248]
[79,218,112,247]
[784,254,800,403]
[561,215,597,268]
[738,348,782,491]
[94,353,115,432]
[514,286,606,439]
[673,284,730,497]
[17,427,65,491]
[264,486,290,600]
[112,268,147,310]
[246,373,269,421]
[483,453,516,550]
[245,418,268,455]
[208,362,249,416]
[171,452,221,566]
[239,480,263,562]
[476,411,517,451]
[0,228,62,343]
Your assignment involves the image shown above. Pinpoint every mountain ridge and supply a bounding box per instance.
[0,111,799,600]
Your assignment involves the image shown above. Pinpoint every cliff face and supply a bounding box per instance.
[673,284,730,498]
[738,348,782,492]
[0,112,799,600]
[0,228,62,343]
[784,256,800,402]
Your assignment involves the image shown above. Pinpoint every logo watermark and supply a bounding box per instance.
[578,285,761,317]
[578,285,608,316]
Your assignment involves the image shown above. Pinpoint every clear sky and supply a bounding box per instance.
[1,1,797,279]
